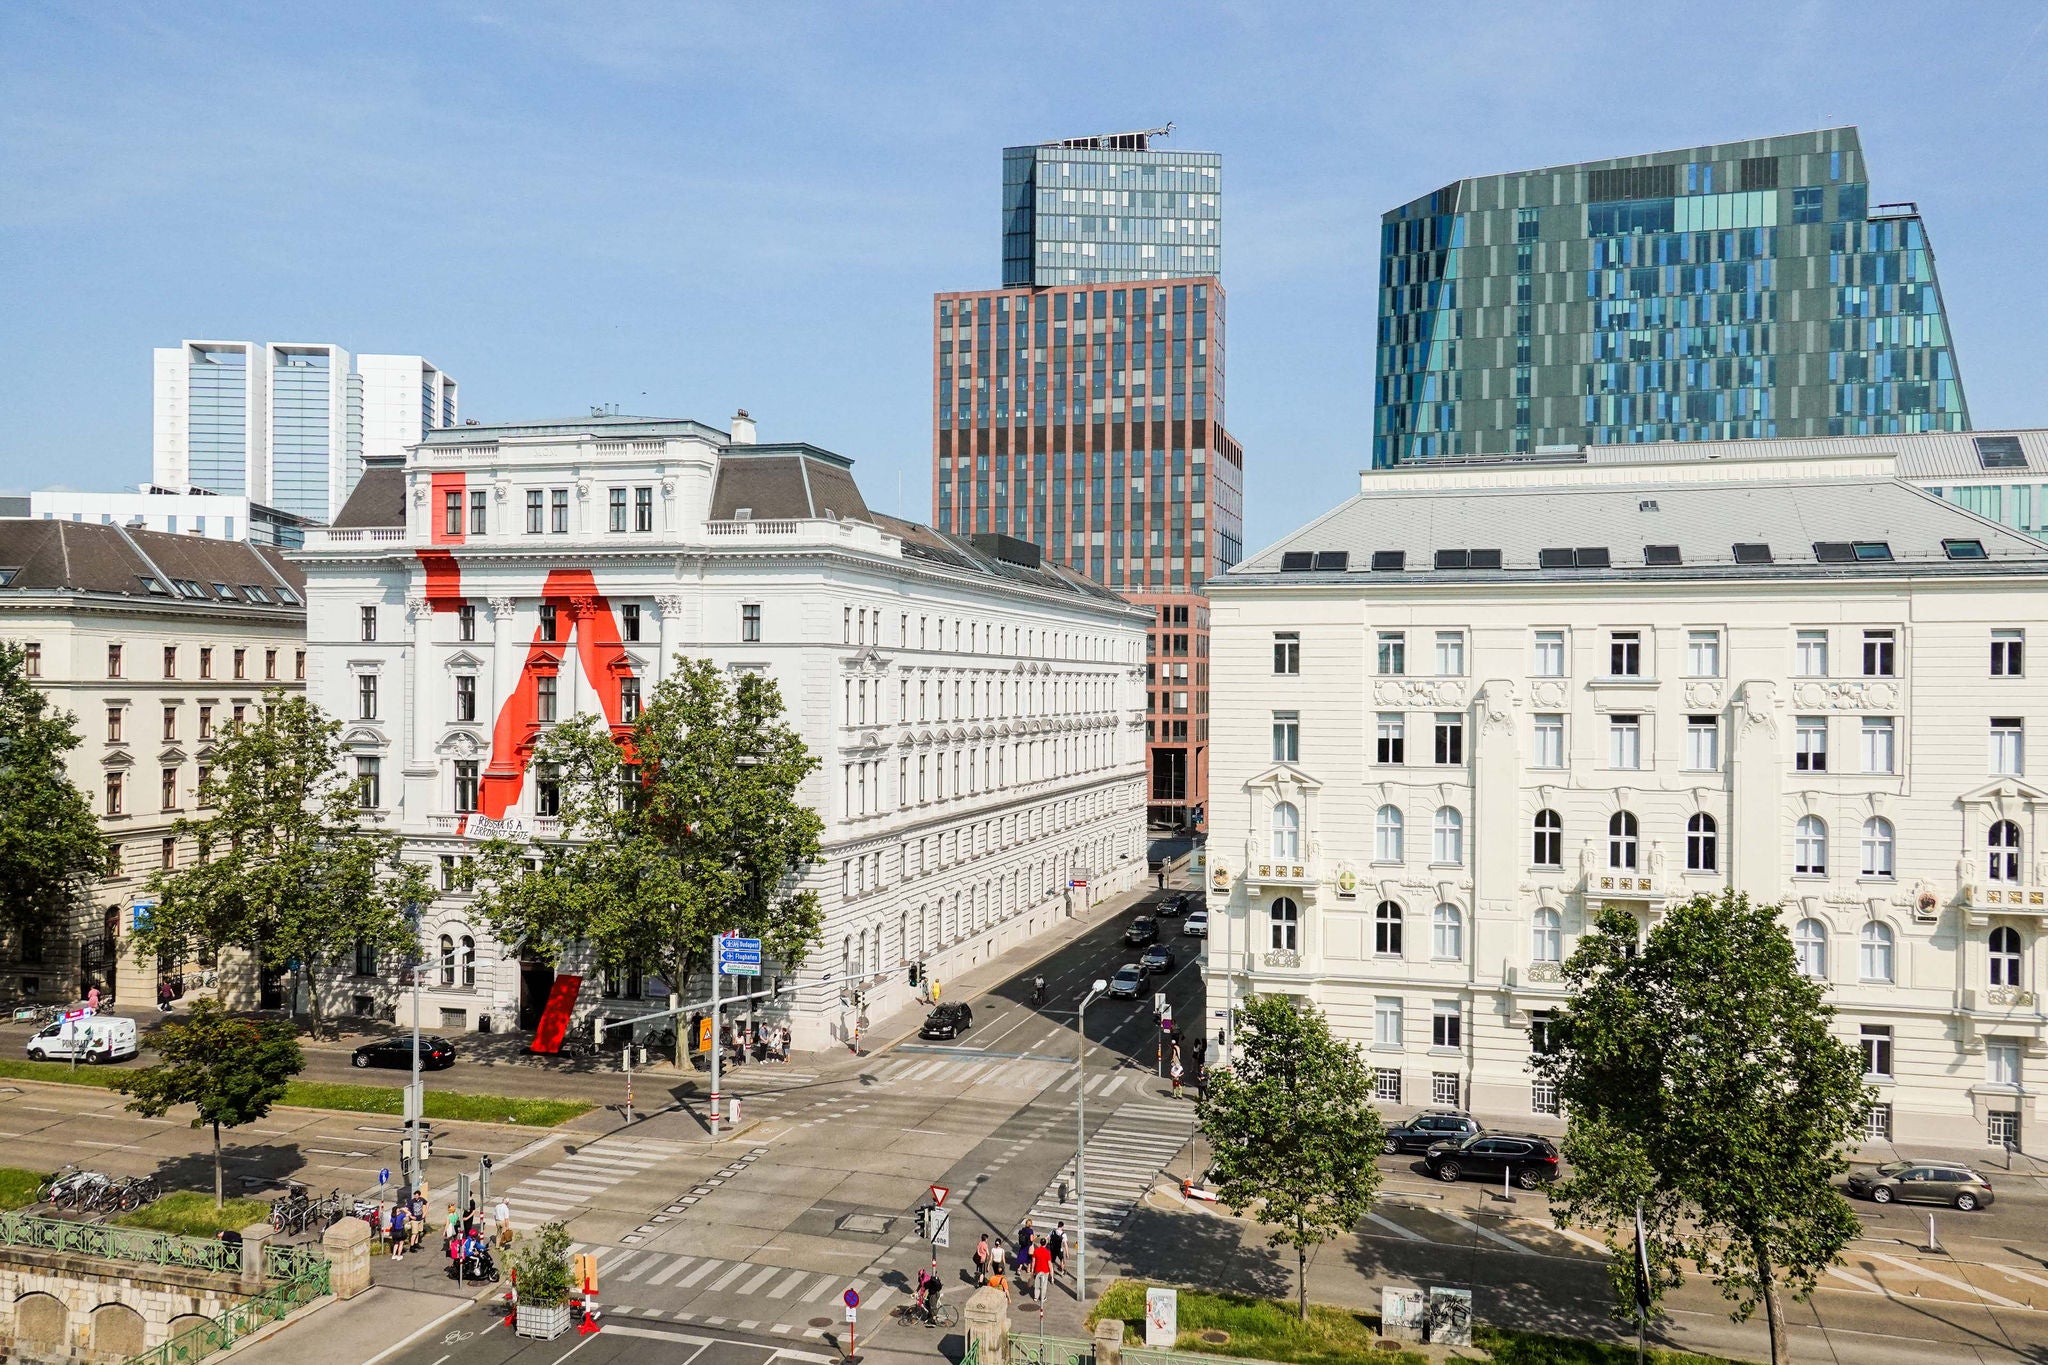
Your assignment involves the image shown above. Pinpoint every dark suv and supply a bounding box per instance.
[1124,917,1159,945]
[1382,1110,1481,1155]
[1423,1132,1561,1189]
[1156,894,1187,918]
[918,1003,974,1040]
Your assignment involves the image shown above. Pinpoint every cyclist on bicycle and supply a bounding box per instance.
[915,1258,943,1324]
[1032,975,1047,1005]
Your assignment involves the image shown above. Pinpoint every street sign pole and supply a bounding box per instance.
[709,936,722,1139]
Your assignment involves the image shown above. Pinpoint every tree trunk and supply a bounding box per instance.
[212,1121,224,1208]
[1755,1241,1789,1365]
[1297,1242,1308,1320]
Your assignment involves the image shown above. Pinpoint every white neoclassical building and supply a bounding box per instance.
[294,413,1148,1050]
[1203,440,2048,1148]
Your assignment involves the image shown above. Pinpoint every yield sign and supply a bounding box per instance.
[930,1184,950,1208]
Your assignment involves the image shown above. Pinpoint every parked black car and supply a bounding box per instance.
[352,1036,456,1070]
[1124,917,1159,945]
[1422,1132,1561,1189]
[918,1003,974,1040]
[1156,894,1187,918]
[1382,1109,1481,1155]
[1139,944,1176,974]
[1846,1161,1995,1210]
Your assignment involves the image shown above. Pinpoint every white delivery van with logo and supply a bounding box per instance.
[26,1015,139,1063]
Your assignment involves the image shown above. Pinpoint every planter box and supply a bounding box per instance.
[515,1303,571,1340]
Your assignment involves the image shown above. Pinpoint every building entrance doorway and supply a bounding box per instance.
[518,952,556,1031]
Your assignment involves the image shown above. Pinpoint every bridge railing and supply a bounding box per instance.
[0,1212,239,1274]
[125,1258,332,1365]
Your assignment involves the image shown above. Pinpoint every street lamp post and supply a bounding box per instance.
[1076,977,1108,1301]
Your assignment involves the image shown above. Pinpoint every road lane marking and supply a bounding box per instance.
[1431,1208,1538,1255]
[1826,1266,1885,1294]
[1858,1250,2027,1309]
[1365,1211,1427,1242]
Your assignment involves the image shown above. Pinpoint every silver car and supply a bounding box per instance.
[1182,912,1209,938]
[1107,964,1145,998]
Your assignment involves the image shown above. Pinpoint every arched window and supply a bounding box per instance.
[1793,918,1828,978]
[1431,903,1463,960]
[438,934,455,987]
[1270,897,1299,951]
[1271,801,1301,860]
[1795,815,1828,875]
[1432,807,1464,865]
[1991,926,2023,987]
[1861,818,1895,878]
[1532,810,1563,868]
[1990,820,2022,883]
[1859,922,1894,982]
[1686,813,1717,872]
[1375,805,1404,862]
[1532,907,1563,963]
[459,935,476,989]
[1608,811,1638,870]
[1374,901,1403,956]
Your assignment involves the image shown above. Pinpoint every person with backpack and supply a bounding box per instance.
[972,1232,990,1286]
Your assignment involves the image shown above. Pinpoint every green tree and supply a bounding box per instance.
[470,657,824,1049]
[128,691,428,1021]
[0,642,111,968]
[117,997,305,1206]
[1534,890,1869,1365]
[1197,993,1384,1319]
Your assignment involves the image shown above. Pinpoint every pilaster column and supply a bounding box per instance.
[488,598,518,723]
[656,594,686,683]
[405,596,432,769]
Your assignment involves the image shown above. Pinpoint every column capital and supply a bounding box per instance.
[655,594,687,618]
[404,595,431,622]
[487,597,518,621]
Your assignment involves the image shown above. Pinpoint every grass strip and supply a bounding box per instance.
[0,1168,45,1210]
[113,1190,274,1238]
[0,1057,127,1089]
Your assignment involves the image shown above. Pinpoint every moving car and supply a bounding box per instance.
[918,1003,975,1040]
[1383,1109,1482,1155]
[1422,1132,1561,1189]
[25,1015,138,1064]
[1156,894,1187,918]
[1182,912,1209,938]
[1140,944,1176,974]
[1124,917,1159,945]
[351,1036,457,1070]
[1846,1161,1995,1210]
[1107,964,1146,999]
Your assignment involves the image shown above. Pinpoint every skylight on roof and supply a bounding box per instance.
[1943,538,1988,560]
[1643,545,1682,566]
[212,583,235,601]
[1975,436,2028,470]
[1311,551,1349,571]
[1813,542,1855,563]
[1278,552,1314,572]
[1539,547,1609,569]
[1370,550,1406,572]
[1732,543,1773,564]
[1853,542,1893,561]
[139,576,168,595]
[1435,548,1502,570]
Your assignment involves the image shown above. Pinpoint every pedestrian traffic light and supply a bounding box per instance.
[907,963,921,987]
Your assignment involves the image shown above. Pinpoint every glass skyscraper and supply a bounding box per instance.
[1374,127,1970,466]
[939,131,1242,829]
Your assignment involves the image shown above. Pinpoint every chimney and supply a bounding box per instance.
[730,409,757,445]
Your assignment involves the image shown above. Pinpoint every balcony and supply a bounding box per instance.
[703,518,900,555]
[1961,881,2048,926]
[1579,870,1676,908]
[302,527,409,549]
[422,814,562,841]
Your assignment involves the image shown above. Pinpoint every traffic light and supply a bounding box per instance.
[907,963,922,987]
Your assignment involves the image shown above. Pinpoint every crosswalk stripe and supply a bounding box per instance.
[906,1059,949,1081]
[1086,1074,1115,1094]
[802,1273,841,1300]
[1365,1211,1427,1242]
[646,1255,693,1287]
[1432,1209,1537,1255]
[617,1254,659,1282]
[676,1258,723,1289]
[706,1262,752,1291]
[769,1269,811,1298]
[736,1265,781,1295]
[866,1286,895,1313]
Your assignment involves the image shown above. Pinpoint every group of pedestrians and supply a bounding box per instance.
[968,1219,1067,1303]
[720,1021,791,1067]
[378,1189,514,1268]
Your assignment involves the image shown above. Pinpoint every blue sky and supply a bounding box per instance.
[3,2,2045,551]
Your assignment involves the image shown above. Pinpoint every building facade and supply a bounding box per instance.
[154,342,460,522]
[5,487,310,548]
[1375,127,1970,466]
[0,518,307,1009]
[939,132,1242,830]
[294,414,1148,1049]
[1205,444,2048,1148]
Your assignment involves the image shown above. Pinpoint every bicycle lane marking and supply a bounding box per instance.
[1856,1250,2028,1310]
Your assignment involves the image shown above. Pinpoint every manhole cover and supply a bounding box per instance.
[1198,1331,1230,1345]
[835,1213,892,1235]
[809,1317,832,1329]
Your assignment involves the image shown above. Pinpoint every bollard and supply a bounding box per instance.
[1927,1212,1939,1253]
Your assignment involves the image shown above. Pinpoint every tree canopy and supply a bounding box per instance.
[1197,992,1384,1319]
[470,657,824,1023]
[128,691,428,1017]
[0,641,110,959]
[1534,890,1870,1365]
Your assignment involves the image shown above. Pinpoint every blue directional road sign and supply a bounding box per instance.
[718,936,763,977]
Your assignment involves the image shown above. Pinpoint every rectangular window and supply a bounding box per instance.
[1686,715,1720,770]
[1431,1002,1462,1050]
[105,771,123,816]
[535,763,561,817]
[469,489,488,535]
[22,642,39,677]
[1532,629,1565,677]
[358,674,378,720]
[1608,630,1641,677]
[1993,629,2025,677]
[361,605,377,642]
[1988,1042,2022,1088]
[459,603,477,642]
[1795,629,1829,677]
[160,767,178,810]
[455,674,477,722]
[1862,1103,1892,1141]
[1373,1069,1403,1103]
[199,646,213,679]
[1431,1072,1461,1106]
[525,489,544,534]
[1862,629,1897,677]
[539,605,557,642]
[295,649,306,681]
[444,489,462,536]
[1433,713,1464,765]
[355,756,381,810]
[1532,1080,1561,1116]
[741,603,762,643]
[265,649,276,680]
[1376,632,1406,676]
[1609,714,1642,769]
[635,487,654,532]
[1375,713,1405,764]
[608,487,628,532]
[536,674,558,723]
[1686,630,1722,677]
[620,603,640,642]
[1434,631,1465,676]
[1993,718,2025,775]
[106,706,123,742]
[163,645,178,679]
[107,644,122,678]
[454,760,480,813]
[1861,717,1896,774]
[1990,1110,2021,1148]
[1796,717,1828,772]
[1271,712,1299,763]
[232,647,245,679]
[1273,632,1300,675]
[161,836,176,871]
[1861,1024,1893,1079]
[550,488,569,534]
[1532,714,1564,768]
[620,676,641,721]
[162,705,177,742]
[1374,998,1403,1048]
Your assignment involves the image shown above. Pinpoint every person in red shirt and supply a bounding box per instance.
[1031,1238,1053,1302]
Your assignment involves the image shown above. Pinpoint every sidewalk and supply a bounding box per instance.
[227,1283,482,1365]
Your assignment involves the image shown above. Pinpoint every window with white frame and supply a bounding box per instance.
[1431,902,1463,959]
[1376,713,1405,764]
[1861,717,1896,774]
[1795,717,1828,772]
[1532,629,1565,677]
[1862,628,1897,677]
[1794,917,1828,977]
[1532,907,1563,962]
[1609,714,1642,769]
[1271,801,1301,859]
[1434,631,1466,676]
[1989,819,2023,882]
[1532,1080,1561,1116]
[1432,807,1463,865]
[1860,1024,1893,1078]
[1431,1072,1461,1106]
[1608,630,1642,677]
[1861,817,1895,877]
[1272,711,1300,763]
[1795,815,1829,875]
[1686,812,1717,871]
[1433,713,1464,765]
[1532,714,1564,768]
[1988,1041,2022,1087]
[1686,715,1719,771]
[1532,809,1563,867]
[1795,629,1830,677]
[1270,897,1299,951]
[1375,901,1404,956]
[1431,1001,1462,1049]
[1862,1103,1893,1141]
[1374,805,1404,862]
[1273,632,1300,675]
[1859,922,1895,982]
[1373,1069,1402,1102]
[1376,631,1406,676]
[1685,629,1722,677]
[1992,629,2025,678]
[1992,718,2025,775]
[1374,997,1403,1048]
[1608,811,1638,870]
[1991,926,2023,986]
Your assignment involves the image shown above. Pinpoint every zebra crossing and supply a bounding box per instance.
[501,1135,686,1226]
[562,1242,886,1337]
[1026,1097,1197,1234]
[866,1051,1166,1098]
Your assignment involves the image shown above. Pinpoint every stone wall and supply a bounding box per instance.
[0,1249,243,1364]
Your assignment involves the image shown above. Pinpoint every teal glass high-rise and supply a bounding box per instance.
[1374,128,1970,466]
[1003,130,1220,287]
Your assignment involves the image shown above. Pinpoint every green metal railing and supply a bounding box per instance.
[1008,1332,1095,1365]
[262,1240,326,1283]
[124,1259,332,1365]
[0,1211,239,1274]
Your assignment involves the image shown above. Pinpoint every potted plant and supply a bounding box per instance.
[512,1221,575,1339]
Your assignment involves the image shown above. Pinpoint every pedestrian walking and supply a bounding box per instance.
[989,1237,1009,1296]
[972,1233,990,1286]
[387,1202,407,1260]
[407,1193,426,1252]
[157,980,174,1013]
[495,1197,513,1249]
[1031,1238,1052,1302]
[1048,1222,1067,1278]
[1171,1051,1185,1100]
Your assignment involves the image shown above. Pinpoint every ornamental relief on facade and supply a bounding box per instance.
[1372,679,1467,708]
[1682,681,1724,710]
[1789,679,1901,711]
[1527,679,1568,709]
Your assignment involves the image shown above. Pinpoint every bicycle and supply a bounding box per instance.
[890,1299,958,1330]
[115,1175,161,1211]
[37,1166,98,1206]
[57,1173,111,1213]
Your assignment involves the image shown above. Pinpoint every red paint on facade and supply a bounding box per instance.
[417,551,465,609]
[430,471,467,546]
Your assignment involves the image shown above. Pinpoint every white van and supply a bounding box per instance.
[26,1015,139,1063]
